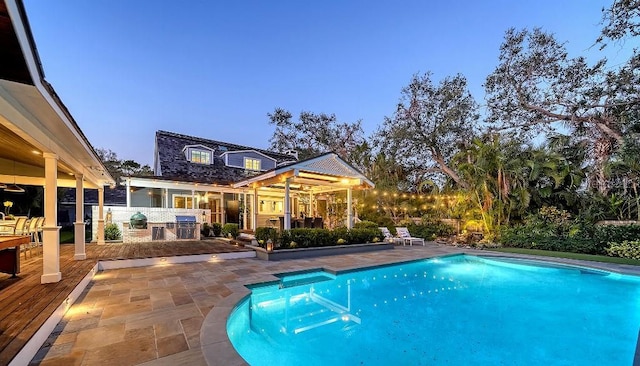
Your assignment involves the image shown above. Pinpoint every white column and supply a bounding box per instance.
[284,178,291,230]
[126,178,131,207]
[164,188,169,208]
[191,190,196,209]
[243,192,248,230]
[97,187,105,245]
[252,188,259,230]
[41,152,61,284]
[309,191,314,216]
[74,175,86,260]
[347,188,353,229]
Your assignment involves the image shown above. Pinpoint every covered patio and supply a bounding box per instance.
[233,152,375,230]
[0,0,115,284]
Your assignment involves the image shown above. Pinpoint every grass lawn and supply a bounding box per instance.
[489,247,640,266]
[59,229,74,244]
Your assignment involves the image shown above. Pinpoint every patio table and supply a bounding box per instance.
[0,235,26,277]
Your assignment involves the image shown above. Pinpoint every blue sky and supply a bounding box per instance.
[23,1,637,166]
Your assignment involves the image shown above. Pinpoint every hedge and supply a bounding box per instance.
[255,227,383,250]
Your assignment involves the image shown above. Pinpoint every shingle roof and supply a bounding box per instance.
[155,130,296,184]
[60,186,127,206]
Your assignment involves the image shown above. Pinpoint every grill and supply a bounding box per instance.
[175,215,197,239]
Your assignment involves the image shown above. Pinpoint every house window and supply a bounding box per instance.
[244,158,261,171]
[191,150,211,164]
[173,195,194,208]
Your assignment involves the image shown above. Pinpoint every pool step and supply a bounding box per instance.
[278,271,336,289]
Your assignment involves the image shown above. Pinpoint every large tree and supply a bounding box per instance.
[267,108,365,162]
[485,28,639,194]
[598,0,640,46]
[377,73,479,189]
[95,148,153,183]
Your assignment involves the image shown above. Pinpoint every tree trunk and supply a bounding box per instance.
[593,137,615,195]
[432,153,470,190]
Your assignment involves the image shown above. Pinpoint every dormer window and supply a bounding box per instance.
[244,158,261,171]
[182,145,214,165]
[191,150,211,164]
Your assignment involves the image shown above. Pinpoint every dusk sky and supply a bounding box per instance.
[23,1,637,166]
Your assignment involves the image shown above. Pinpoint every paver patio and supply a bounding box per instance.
[30,245,466,365]
[21,243,640,365]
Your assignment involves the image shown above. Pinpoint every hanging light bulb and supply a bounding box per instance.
[5,184,24,193]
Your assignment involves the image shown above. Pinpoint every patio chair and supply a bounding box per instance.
[0,216,27,236]
[313,217,323,229]
[12,217,30,259]
[35,217,45,255]
[27,217,41,257]
[379,227,403,245]
[395,227,425,246]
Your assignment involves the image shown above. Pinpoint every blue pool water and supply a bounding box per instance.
[227,255,640,365]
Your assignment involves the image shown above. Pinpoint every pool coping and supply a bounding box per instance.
[200,249,640,365]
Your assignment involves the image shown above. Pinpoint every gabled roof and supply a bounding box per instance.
[220,149,276,162]
[233,152,375,190]
[181,144,215,153]
[154,130,295,185]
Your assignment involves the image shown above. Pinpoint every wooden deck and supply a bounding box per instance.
[0,239,251,365]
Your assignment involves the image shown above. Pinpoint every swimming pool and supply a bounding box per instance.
[227,255,640,365]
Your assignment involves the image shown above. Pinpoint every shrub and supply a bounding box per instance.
[348,228,382,244]
[333,227,349,244]
[211,222,222,236]
[104,223,121,241]
[201,223,211,237]
[593,225,640,254]
[500,221,640,255]
[255,227,278,247]
[359,212,395,228]
[606,240,640,260]
[405,222,455,240]
[273,227,383,249]
[222,223,239,239]
[354,220,378,229]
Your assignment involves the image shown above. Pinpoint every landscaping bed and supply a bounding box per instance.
[248,242,394,261]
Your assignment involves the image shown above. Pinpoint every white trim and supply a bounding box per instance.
[232,170,277,188]
[125,176,239,193]
[181,144,215,153]
[233,153,375,189]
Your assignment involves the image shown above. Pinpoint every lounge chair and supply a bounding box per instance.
[395,227,425,246]
[379,227,403,245]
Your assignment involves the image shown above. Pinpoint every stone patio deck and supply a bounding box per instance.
[17,243,640,365]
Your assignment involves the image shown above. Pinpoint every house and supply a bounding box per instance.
[109,130,374,241]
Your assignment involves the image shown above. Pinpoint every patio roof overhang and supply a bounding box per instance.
[124,175,239,194]
[0,0,114,189]
[232,152,375,193]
